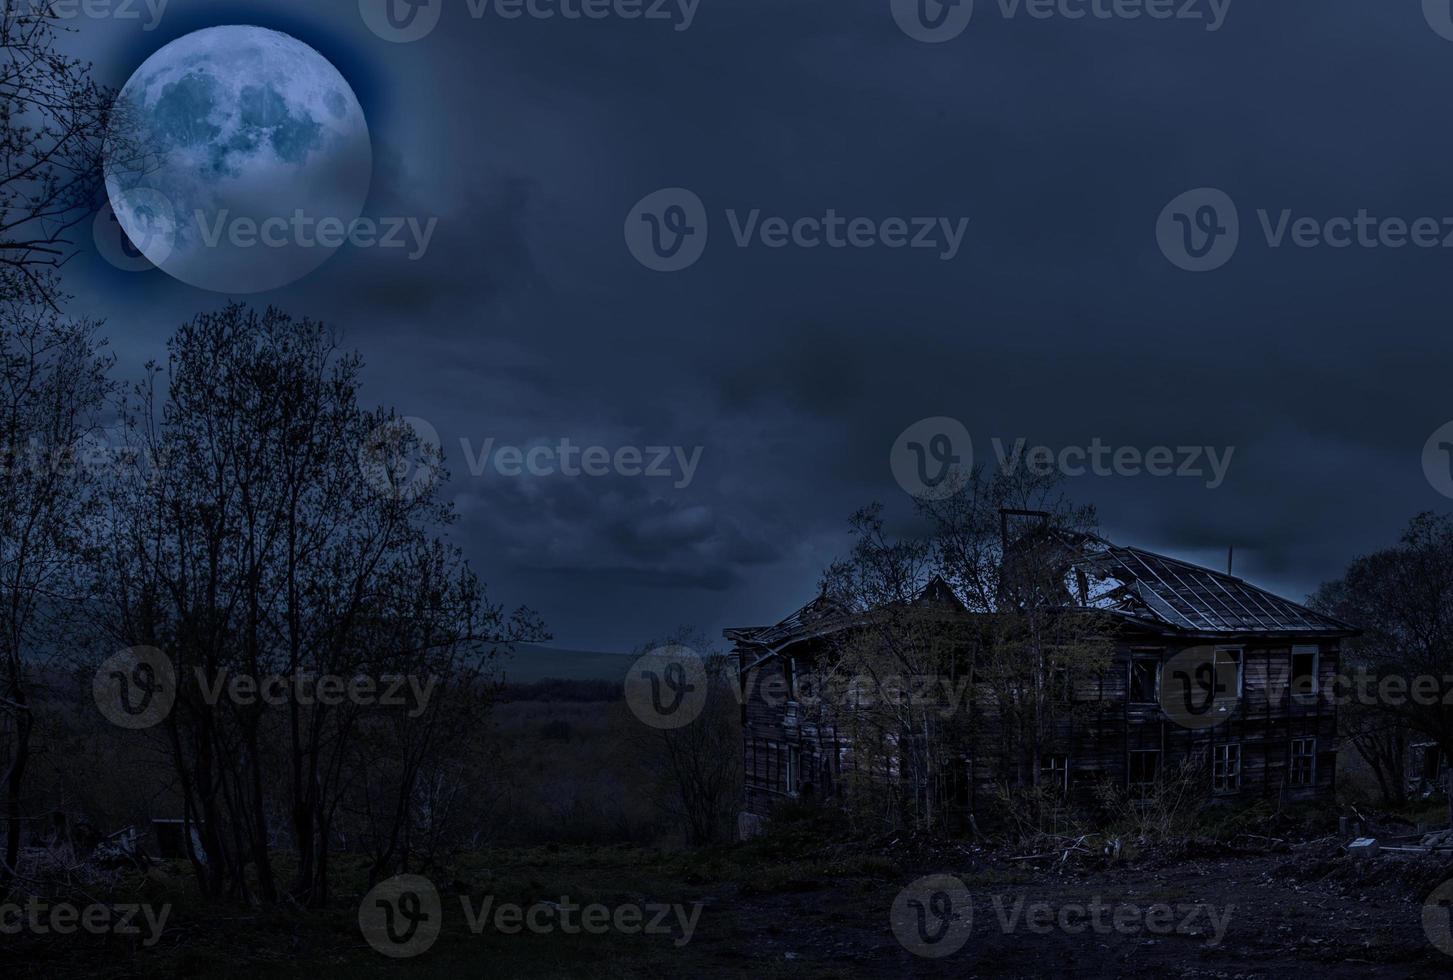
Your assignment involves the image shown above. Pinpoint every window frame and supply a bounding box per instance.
[781,655,797,702]
[1129,654,1161,705]
[1290,737,1316,787]
[1041,753,1069,792]
[1212,743,1242,793]
[1214,646,1245,699]
[1290,645,1320,701]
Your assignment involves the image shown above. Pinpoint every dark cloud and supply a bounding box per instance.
[61,0,1453,649]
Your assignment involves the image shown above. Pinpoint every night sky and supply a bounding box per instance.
[63,0,1453,651]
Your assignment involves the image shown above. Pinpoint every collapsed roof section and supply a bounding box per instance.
[726,533,1355,654]
[1065,534,1354,636]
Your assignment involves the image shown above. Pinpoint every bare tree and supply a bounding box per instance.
[1312,512,1453,822]
[0,12,121,306]
[816,509,966,831]
[814,469,1111,834]
[341,538,542,887]
[632,630,741,846]
[98,304,543,905]
[0,296,111,891]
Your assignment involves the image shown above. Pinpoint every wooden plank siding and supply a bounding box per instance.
[737,632,1342,822]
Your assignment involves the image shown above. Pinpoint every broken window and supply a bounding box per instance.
[1215,647,1244,698]
[1130,658,1159,703]
[1291,645,1319,699]
[1041,754,1069,792]
[1290,737,1316,786]
[1213,743,1242,792]
[1129,749,1160,798]
[1421,744,1444,782]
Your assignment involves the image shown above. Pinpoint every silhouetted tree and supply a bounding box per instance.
[1313,512,1453,822]
[98,304,542,905]
[0,12,126,306]
[0,297,111,891]
[632,629,741,846]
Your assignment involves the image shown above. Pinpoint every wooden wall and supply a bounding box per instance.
[736,632,1344,822]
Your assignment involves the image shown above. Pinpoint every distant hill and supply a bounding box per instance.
[499,645,637,684]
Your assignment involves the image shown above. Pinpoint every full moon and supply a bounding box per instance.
[104,26,373,294]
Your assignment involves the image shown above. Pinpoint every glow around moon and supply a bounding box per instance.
[104,26,373,294]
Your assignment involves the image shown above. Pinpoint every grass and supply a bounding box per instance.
[7,846,725,979]
[1,812,907,980]
[4,792,1419,979]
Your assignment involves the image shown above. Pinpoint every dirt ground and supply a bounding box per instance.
[5,838,1451,978]
[696,846,1451,978]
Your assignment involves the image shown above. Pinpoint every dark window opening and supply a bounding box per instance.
[1129,749,1161,795]
[1130,659,1159,703]
[1291,647,1318,699]
[1421,745,1443,782]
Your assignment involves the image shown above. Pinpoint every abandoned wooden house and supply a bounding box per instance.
[725,528,1357,837]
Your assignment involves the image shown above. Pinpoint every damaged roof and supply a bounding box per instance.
[723,591,847,651]
[725,534,1354,651]
[1066,536,1354,635]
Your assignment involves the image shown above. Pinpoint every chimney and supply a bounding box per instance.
[1226,545,1234,576]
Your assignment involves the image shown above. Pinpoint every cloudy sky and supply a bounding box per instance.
[60,0,1453,652]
